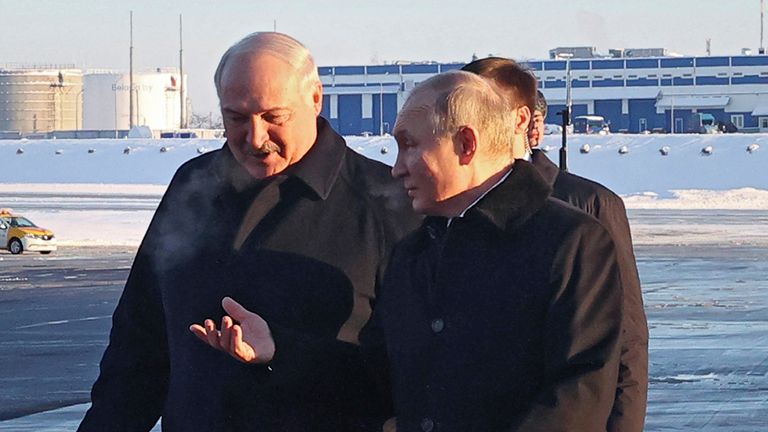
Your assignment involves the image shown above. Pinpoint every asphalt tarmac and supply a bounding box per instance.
[0,247,134,421]
[1,243,766,431]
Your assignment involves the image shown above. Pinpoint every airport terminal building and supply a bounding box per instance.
[318,48,768,136]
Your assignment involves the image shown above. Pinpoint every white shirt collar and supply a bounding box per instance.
[447,167,513,227]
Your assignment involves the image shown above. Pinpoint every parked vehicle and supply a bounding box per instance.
[573,115,610,134]
[695,113,721,134]
[0,209,56,254]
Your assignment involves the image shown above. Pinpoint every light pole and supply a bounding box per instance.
[379,82,383,135]
[114,76,121,138]
[556,53,573,172]
[75,88,84,131]
[379,72,389,136]
[670,97,675,134]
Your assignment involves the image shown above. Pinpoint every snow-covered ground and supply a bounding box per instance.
[1,134,767,431]
[1,133,767,246]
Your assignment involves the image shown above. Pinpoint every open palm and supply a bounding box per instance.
[190,296,276,364]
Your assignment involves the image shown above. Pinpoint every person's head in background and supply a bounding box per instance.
[530,90,547,148]
[461,57,536,158]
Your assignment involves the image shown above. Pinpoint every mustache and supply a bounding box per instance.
[245,141,281,156]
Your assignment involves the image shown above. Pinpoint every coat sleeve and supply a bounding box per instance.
[594,195,649,432]
[77,239,169,431]
[512,221,622,432]
[76,168,201,431]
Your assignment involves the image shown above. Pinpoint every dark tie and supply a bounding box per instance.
[232,175,288,251]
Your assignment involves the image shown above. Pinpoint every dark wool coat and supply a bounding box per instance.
[531,149,649,432]
[374,160,623,432]
[78,117,419,432]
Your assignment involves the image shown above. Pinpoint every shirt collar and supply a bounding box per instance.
[216,116,345,200]
[282,116,345,200]
[422,160,552,237]
[447,167,513,226]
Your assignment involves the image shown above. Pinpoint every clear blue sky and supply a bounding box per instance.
[1,0,764,114]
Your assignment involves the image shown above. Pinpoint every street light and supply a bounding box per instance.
[75,88,84,132]
[379,72,389,136]
[379,82,384,136]
[114,75,122,138]
[556,52,573,172]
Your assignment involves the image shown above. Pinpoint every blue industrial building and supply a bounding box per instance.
[318,54,768,135]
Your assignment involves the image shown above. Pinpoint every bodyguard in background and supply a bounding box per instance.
[528,89,649,432]
[463,56,648,431]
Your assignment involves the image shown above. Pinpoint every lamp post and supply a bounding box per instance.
[670,97,675,134]
[556,53,573,172]
[114,75,122,138]
[75,88,84,131]
[379,72,389,136]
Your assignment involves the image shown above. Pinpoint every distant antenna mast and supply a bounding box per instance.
[706,38,711,56]
[273,20,277,32]
[129,11,135,129]
[761,0,765,54]
[179,14,185,129]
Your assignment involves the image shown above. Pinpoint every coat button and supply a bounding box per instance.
[431,318,445,333]
[420,417,434,432]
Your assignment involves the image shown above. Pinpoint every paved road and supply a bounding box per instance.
[0,243,766,431]
[0,247,134,421]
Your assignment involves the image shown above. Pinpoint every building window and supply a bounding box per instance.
[730,114,744,129]
[760,117,768,130]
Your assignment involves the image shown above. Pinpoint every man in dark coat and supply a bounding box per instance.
[529,91,649,432]
[370,70,622,431]
[462,58,650,432]
[78,32,418,432]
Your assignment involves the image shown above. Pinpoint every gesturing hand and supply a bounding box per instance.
[189,296,276,364]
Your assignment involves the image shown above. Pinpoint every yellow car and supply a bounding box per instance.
[0,209,57,255]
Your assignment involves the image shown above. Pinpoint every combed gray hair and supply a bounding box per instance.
[401,70,517,156]
[214,32,320,97]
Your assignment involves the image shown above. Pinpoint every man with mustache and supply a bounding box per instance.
[79,32,418,431]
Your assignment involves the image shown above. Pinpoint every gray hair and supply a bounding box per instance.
[400,70,517,156]
[214,32,321,97]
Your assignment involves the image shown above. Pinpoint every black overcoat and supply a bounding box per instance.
[375,160,623,431]
[531,149,649,432]
[78,118,419,432]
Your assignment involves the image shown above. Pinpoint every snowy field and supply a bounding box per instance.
[0,133,767,430]
[1,133,767,247]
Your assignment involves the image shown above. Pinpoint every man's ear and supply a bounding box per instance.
[311,82,323,116]
[457,126,479,165]
[515,106,531,135]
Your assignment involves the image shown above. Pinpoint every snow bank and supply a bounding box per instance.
[2,134,768,247]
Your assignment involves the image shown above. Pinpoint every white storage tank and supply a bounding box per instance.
[0,65,83,133]
[83,68,187,131]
